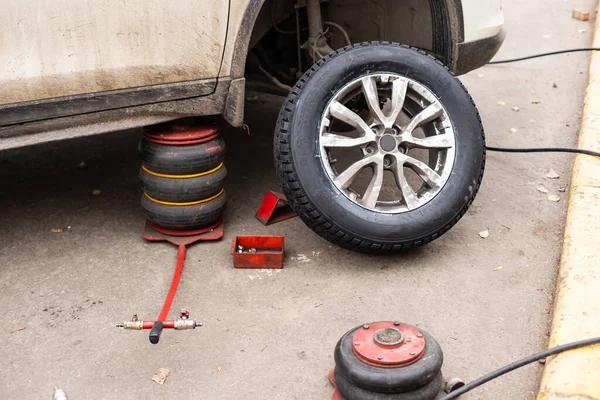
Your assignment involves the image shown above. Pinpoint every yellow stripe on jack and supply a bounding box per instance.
[142,162,223,179]
[144,188,224,206]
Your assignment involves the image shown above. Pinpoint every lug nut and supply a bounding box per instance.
[410,351,416,356]
[363,324,370,329]
[377,356,383,360]
[393,321,400,326]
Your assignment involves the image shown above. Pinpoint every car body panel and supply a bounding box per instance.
[0,0,228,105]
[461,0,504,42]
[219,0,258,78]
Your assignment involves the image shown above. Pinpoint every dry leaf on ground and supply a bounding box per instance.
[572,9,590,21]
[546,169,559,179]
[152,368,171,385]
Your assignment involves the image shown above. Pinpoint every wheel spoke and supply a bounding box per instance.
[403,133,453,149]
[360,156,384,208]
[334,155,377,189]
[392,159,418,209]
[329,101,372,135]
[321,133,373,148]
[388,78,408,126]
[404,103,443,135]
[361,77,387,126]
[401,154,443,189]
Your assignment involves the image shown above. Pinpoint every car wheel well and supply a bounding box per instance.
[240,0,460,91]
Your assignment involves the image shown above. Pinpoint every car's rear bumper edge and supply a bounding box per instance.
[452,27,506,76]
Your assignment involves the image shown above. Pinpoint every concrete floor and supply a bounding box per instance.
[0,0,596,398]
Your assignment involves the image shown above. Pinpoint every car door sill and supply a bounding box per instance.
[0,78,218,127]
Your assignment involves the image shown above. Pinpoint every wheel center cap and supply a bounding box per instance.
[379,135,397,152]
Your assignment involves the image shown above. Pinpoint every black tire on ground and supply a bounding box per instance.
[333,369,443,400]
[273,42,485,253]
[139,163,227,202]
[139,136,226,175]
[334,325,443,394]
[141,190,227,230]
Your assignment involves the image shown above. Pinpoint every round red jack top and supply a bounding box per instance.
[143,122,219,145]
[351,321,426,367]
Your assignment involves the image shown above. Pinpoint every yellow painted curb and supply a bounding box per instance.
[537,6,600,400]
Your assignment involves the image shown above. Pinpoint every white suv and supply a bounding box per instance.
[0,0,504,252]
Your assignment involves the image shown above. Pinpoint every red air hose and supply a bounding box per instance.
[157,244,186,321]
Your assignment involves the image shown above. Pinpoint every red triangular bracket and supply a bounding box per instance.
[255,191,296,225]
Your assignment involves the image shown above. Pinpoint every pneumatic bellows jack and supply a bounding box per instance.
[116,119,226,344]
[138,118,227,231]
[328,321,448,399]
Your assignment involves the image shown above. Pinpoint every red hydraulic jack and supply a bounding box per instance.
[116,220,224,344]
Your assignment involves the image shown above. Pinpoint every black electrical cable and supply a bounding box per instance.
[441,45,600,399]
[439,336,600,400]
[488,48,600,64]
[486,146,600,158]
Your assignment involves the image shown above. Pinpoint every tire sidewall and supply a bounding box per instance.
[139,136,226,175]
[139,164,227,202]
[334,369,443,400]
[141,191,227,230]
[287,44,484,244]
